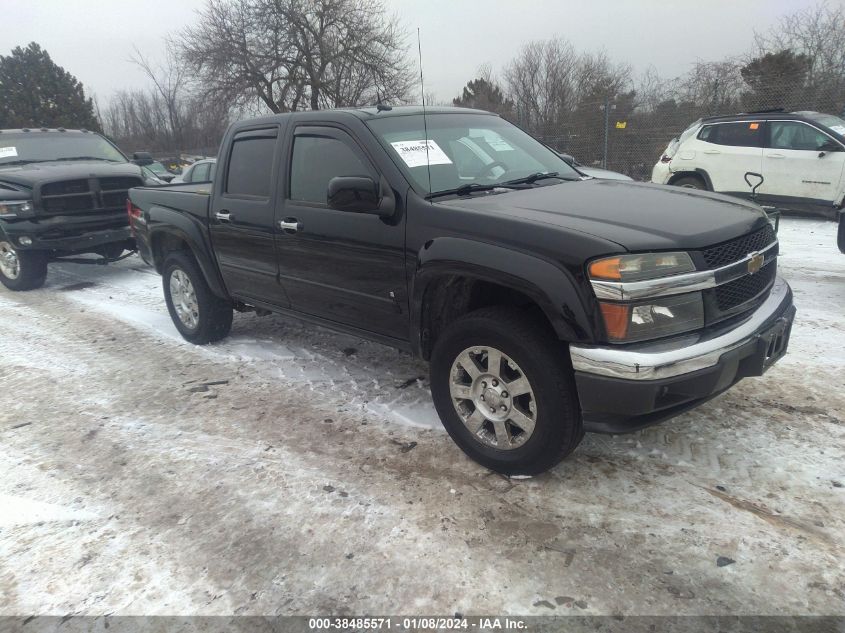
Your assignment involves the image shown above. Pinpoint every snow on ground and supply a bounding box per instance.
[0,216,843,617]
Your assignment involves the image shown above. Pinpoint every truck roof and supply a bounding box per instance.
[0,128,96,134]
[230,105,496,129]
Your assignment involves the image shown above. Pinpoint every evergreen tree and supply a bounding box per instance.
[0,42,99,130]
[740,49,812,111]
[453,77,514,118]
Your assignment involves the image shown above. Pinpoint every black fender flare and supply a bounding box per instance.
[410,237,595,356]
[147,206,229,299]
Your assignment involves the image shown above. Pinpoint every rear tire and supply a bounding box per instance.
[0,240,47,291]
[672,175,706,190]
[162,251,233,344]
[430,306,584,475]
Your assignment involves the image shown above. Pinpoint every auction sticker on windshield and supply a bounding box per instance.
[390,140,452,168]
[0,147,18,159]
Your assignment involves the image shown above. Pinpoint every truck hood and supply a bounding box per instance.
[441,178,770,251]
[0,160,145,191]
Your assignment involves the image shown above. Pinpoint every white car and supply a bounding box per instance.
[652,110,845,218]
[172,158,216,184]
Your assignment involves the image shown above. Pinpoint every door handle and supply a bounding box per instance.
[279,218,302,232]
[703,149,721,155]
[767,153,785,159]
[216,211,232,222]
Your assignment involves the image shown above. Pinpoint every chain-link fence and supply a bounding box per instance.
[516,82,845,181]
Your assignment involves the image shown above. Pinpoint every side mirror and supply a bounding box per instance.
[131,151,154,166]
[819,139,840,156]
[328,176,393,216]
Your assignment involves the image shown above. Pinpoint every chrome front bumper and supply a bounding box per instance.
[571,276,794,382]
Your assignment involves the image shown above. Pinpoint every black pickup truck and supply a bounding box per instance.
[128,106,796,475]
[0,128,161,290]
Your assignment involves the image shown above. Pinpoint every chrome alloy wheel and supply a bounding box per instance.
[169,268,199,330]
[449,346,538,450]
[0,242,20,279]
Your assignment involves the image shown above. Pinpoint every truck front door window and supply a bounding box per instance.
[277,125,406,339]
[289,136,371,204]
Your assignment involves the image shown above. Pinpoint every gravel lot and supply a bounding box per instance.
[0,216,843,617]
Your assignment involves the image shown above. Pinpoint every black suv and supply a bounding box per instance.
[0,128,160,290]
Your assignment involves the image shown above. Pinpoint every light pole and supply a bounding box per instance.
[600,98,617,170]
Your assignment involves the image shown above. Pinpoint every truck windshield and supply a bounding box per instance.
[366,113,580,195]
[0,132,127,166]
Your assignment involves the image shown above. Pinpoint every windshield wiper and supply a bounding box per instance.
[52,156,121,162]
[426,182,528,200]
[0,159,44,166]
[499,171,564,186]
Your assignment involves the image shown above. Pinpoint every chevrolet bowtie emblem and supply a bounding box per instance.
[747,252,764,274]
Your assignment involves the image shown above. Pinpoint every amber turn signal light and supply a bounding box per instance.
[589,257,622,280]
[598,302,630,340]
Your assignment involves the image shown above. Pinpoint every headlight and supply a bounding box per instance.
[598,293,704,342]
[589,252,695,282]
[589,251,703,342]
[0,200,34,219]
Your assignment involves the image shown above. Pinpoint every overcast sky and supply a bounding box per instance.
[3,0,842,106]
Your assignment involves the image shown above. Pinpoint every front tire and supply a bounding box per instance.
[0,240,47,291]
[162,251,233,344]
[430,306,584,475]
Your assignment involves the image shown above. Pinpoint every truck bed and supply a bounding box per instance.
[130,182,212,219]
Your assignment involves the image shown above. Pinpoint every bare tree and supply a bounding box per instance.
[178,0,412,114]
[504,38,577,131]
[754,2,845,112]
[755,2,845,83]
[673,59,744,114]
[101,46,230,157]
[131,43,191,151]
[634,65,671,112]
[572,51,632,105]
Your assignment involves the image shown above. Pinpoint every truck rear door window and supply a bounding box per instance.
[226,137,275,197]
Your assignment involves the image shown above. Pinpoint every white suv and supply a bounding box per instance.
[652,110,845,218]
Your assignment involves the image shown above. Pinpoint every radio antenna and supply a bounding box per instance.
[417,28,432,197]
